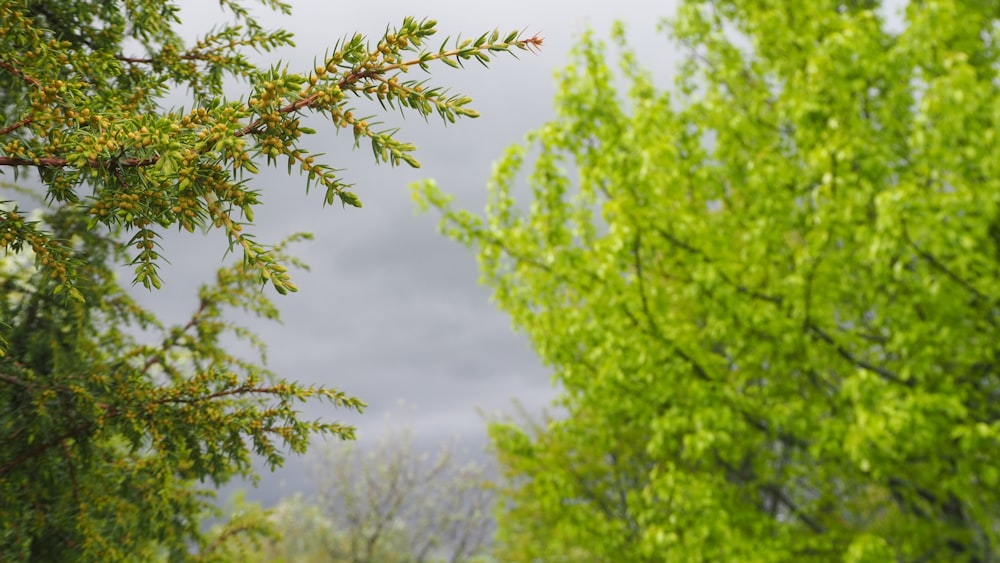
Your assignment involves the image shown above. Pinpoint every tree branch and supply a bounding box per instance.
[237,35,544,138]
[0,421,93,476]
[901,218,995,322]
[0,155,158,168]
[0,59,40,87]
[0,371,39,389]
[807,323,909,386]
[0,116,33,136]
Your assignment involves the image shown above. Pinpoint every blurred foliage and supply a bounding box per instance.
[417,0,1000,561]
[0,0,539,560]
[209,427,496,562]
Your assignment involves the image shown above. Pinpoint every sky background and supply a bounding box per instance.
[120,0,678,505]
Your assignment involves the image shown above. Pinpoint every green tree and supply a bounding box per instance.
[0,1,540,560]
[416,1,1000,561]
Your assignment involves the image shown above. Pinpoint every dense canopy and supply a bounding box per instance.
[418,1,1000,561]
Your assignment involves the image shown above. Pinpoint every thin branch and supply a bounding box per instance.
[650,225,782,305]
[807,323,909,386]
[628,230,712,384]
[237,36,544,138]
[759,482,826,534]
[115,53,209,64]
[154,385,290,405]
[0,116,33,136]
[378,35,544,75]
[60,439,81,507]
[139,299,207,375]
[0,421,93,476]
[901,219,994,316]
[0,371,39,389]
[714,452,825,534]
[0,60,40,87]
[201,521,262,555]
[0,155,158,168]
[649,220,907,388]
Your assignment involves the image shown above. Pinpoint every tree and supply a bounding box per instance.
[415,1,1000,561]
[0,1,540,559]
[208,427,496,563]
[309,428,495,563]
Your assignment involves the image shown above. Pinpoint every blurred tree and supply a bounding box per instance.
[416,1,1000,561]
[311,428,495,563]
[0,0,539,560]
[210,427,496,563]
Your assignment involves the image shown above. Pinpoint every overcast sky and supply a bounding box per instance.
[114,0,679,505]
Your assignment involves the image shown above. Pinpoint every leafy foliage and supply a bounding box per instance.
[416,1,1000,561]
[0,0,539,560]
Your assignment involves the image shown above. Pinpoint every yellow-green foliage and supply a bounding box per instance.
[417,1,1000,561]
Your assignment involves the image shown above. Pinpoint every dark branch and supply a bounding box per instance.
[0,116,33,136]
[0,155,158,169]
[0,60,40,87]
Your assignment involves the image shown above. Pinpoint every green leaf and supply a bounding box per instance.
[339,191,362,208]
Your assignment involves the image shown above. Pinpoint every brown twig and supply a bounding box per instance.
[115,53,207,64]
[0,422,92,476]
[139,299,207,375]
[201,522,262,555]
[0,155,158,168]
[0,116,33,136]
[0,60,40,87]
[0,371,38,389]
[60,439,81,506]
[155,385,286,406]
